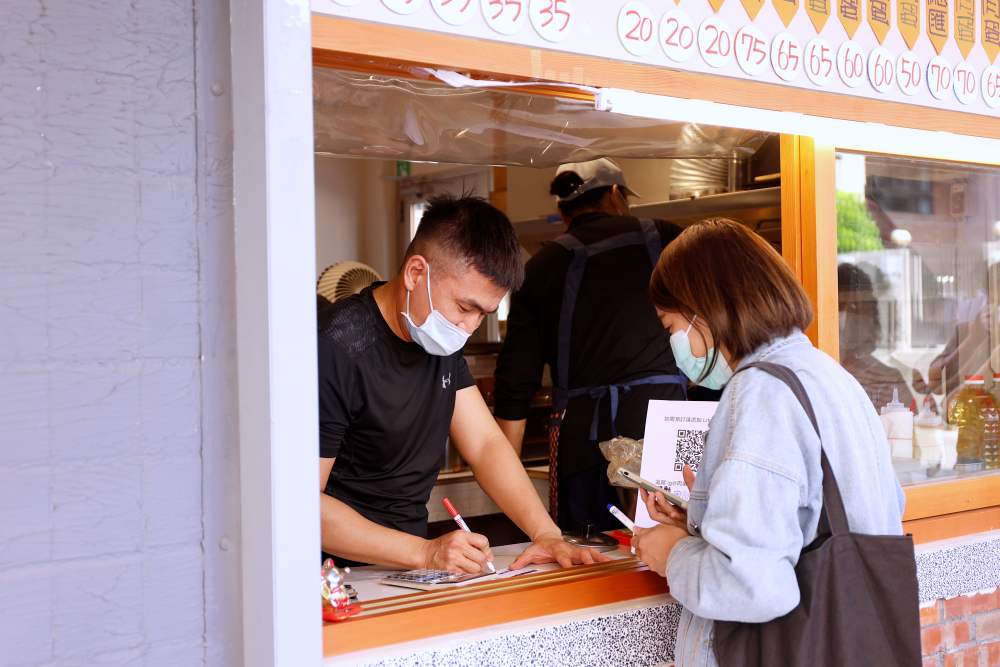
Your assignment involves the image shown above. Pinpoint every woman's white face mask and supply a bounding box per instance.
[668,316,733,390]
[401,263,471,356]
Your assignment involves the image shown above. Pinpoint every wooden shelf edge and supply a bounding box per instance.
[902,475,1000,521]
[904,505,1000,544]
[324,566,669,656]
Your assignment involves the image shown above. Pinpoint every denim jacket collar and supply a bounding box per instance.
[734,329,812,373]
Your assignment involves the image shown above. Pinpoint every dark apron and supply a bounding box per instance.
[546,219,687,521]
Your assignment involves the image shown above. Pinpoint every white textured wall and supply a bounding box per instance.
[0,1,241,665]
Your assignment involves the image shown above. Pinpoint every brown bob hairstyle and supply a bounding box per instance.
[649,218,813,365]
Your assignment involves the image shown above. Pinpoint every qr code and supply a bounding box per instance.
[674,429,706,472]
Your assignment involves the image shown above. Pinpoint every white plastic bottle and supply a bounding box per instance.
[881,388,915,459]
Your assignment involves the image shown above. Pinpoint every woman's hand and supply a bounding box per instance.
[632,523,689,577]
[639,465,696,530]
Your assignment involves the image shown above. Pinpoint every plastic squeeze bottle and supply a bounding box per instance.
[880,388,914,459]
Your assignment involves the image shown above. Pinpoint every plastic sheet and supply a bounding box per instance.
[314,68,769,168]
[599,436,645,488]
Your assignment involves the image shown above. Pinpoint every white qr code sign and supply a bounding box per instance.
[634,400,718,529]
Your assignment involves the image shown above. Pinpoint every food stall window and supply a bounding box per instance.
[834,152,1000,490]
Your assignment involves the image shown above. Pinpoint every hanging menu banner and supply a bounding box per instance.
[897,0,920,50]
[867,0,891,44]
[925,0,949,55]
[740,0,765,21]
[837,0,861,38]
[954,0,975,60]
[805,0,831,34]
[772,0,799,28]
[986,0,1000,65]
[313,0,1000,116]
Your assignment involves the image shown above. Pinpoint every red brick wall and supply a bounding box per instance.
[921,588,1000,667]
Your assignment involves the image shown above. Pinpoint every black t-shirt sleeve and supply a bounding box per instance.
[493,253,551,421]
[455,354,474,390]
[318,334,359,459]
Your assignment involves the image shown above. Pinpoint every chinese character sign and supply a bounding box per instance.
[806,0,830,33]
[925,0,948,55]
[867,0,891,44]
[838,0,860,38]
[954,0,975,60]
[897,0,920,50]
[986,0,1000,64]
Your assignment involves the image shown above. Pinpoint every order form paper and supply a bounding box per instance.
[634,400,718,528]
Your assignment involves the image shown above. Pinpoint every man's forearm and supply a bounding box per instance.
[320,494,427,568]
[496,417,527,456]
[469,437,560,541]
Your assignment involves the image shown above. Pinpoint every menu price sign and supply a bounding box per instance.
[634,400,719,529]
[314,0,1000,116]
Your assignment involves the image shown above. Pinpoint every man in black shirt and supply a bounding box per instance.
[494,159,687,532]
[319,195,602,573]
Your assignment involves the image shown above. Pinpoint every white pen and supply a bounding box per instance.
[443,497,496,573]
[607,504,637,554]
[607,503,636,531]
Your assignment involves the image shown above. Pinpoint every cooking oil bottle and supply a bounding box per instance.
[948,375,989,466]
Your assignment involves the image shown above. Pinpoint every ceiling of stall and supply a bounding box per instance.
[313,68,770,168]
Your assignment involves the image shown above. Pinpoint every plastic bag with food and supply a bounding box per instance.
[598,436,644,488]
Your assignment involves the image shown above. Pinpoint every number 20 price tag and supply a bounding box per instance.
[698,16,734,68]
[660,8,696,63]
[618,2,656,56]
[735,24,768,76]
[804,38,835,87]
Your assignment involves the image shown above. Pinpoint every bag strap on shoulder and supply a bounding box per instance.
[736,361,851,536]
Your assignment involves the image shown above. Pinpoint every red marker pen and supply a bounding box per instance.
[442,497,496,574]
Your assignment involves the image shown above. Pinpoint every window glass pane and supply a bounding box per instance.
[835,153,1000,486]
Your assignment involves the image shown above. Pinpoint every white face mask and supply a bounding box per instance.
[401,263,472,356]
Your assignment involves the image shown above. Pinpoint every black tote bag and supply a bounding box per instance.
[711,362,921,667]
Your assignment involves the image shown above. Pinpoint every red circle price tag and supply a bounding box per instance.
[482,0,526,34]
[804,37,835,87]
[698,16,734,69]
[660,8,696,63]
[432,0,475,24]
[735,25,769,76]
[383,0,425,14]
[867,47,895,93]
[927,56,953,100]
[895,51,922,96]
[953,63,977,106]
[981,66,1000,109]
[530,0,572,41]
[770,32,802,82]
[837,41,866,88]
[618,2,656,56]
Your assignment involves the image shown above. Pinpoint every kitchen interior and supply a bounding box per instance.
[313,67,783,544]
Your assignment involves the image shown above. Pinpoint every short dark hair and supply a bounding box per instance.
[549,171,614,218]
[406,195,524,292]
[649,218,813,367]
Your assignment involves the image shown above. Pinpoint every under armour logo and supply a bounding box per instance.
[442,373,452,389]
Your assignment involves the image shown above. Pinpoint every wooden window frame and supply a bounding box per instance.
[311,13,1000,655]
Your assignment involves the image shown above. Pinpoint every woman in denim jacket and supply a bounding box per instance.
[632,219,905,666]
